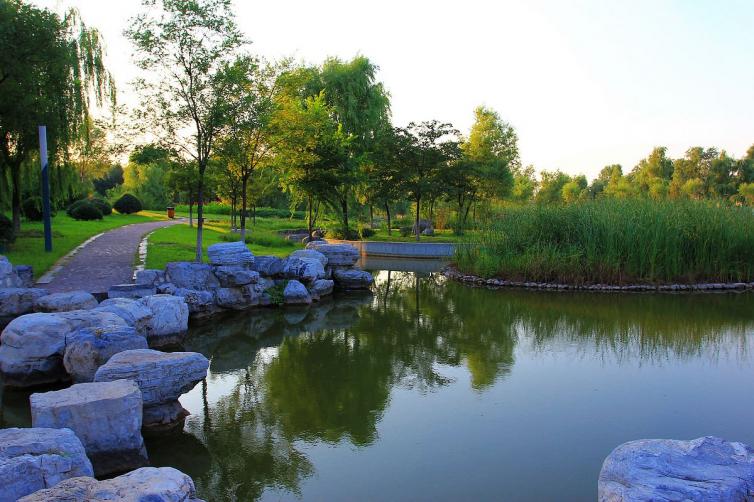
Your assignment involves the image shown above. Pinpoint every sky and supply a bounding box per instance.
[33,0,754,179]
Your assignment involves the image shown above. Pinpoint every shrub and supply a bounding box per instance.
[265,281,288,306]
[70,202,103,221]
[90,198,112,216]
[66,199,89,217]
[22,197,43,221]
[359,226,375,238]
[113,194,143,214]
[0,213,15,248]
[327,228,360,240]
[400,226,413,237]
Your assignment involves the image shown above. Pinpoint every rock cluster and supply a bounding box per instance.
[0,256,48,322]
[136,241,372,317]
[598,436,754,501]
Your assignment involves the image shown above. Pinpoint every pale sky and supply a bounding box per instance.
[34,0,754,179]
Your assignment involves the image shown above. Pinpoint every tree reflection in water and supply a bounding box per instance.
[143,270,754,501]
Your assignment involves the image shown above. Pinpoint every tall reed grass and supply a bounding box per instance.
[455,199,754,284]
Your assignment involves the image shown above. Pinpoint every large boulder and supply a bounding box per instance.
[213,266,259,287]
[170,287,217,317]
[94,349,209,431]
[30,380,147,476]
[215,286,261,310]
[0,310,128,387]
[18,466,205,502]
[165,262,219,290]
[0,255,22,288]
[34,291,98,313]
[310,279,334,300]
[107,283,156,300]
[253,255,285,276]
[412,218,434,235]
[95,298,153,336]
[283,280,312,305]
[207,241,255,268]
[305,242,359,266]
[332,268,373,290]
[63,326,148,383]
[598,436,754,502]
[282,257,325,283]
[0,427,93,502]
[134,269,166,286]
[140,294,189,347]
[13,265,34,288]
[290,249,328,267]
[0,288,49,319]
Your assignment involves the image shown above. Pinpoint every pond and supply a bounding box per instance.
[4,264,754,501]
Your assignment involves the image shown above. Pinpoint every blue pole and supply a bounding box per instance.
[38,126,52,252]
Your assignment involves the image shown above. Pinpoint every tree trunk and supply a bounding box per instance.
[341,198,349,236]
[240,175,248,242]
[188,194,194,228]
[369,204,373,229]
[11,161,21,232]
[252,204,256,225]
[308,196,313,241]
[385,202,391,236]
[195,175,204,263]
[415,197,421,242]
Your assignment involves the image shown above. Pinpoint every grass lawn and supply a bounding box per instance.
[363,228,471,243]
[145,213,303,270]
[3,211,164,278]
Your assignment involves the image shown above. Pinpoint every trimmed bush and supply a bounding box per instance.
[90,198,112,216]
[359,226,375,238]
[22,197,43,221]
[327,228,360,240]
[0,213,15,248]
[66,199,89,217]
[70,201,103,221]
[113,194,143,214]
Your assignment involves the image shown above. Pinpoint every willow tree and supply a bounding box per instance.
[127,0,245,261]
[0,1,114,230]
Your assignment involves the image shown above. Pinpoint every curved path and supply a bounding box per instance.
[37,219,181,294]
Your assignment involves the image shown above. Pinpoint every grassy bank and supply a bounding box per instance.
[2,212,163,278]
[456,199,754,284]
[145,214,302,270]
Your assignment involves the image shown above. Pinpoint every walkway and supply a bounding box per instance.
[38,219,181,294]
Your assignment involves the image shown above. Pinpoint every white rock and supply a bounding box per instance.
[0,255,22,288]
[0,427,93,502]
[0,310,128,387]
[310,279,334,300]
[598,436,754,502]
[283,280,312,305]
[30,380,147,476]
[253,255,285,276]
[215,286,260,310]
[290,249,328,267]
[332,268,373,290]
[95,298,153,336]
[171,288,217,317]
[18,466,205,502]
[305,242,359,266]
[107,283,156,299]
[213,265,259,287]
[134,269,166,286]
[63,326,148,383]
[207,241,255,268]
[94,349,209,431]
[0,288,49,318]
[282,257,325,283]
[140,294,189,346]
[165,262,219,290]
[34,291,98,313]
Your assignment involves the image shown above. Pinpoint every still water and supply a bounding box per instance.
[5,264,754,501]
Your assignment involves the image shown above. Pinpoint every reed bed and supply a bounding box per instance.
[455,199,754,284]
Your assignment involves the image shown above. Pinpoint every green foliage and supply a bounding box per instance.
[113,194,143,214]
[359,226,375,238]
[22,197,44,221]
[265,281,288,306]
[457,199,754,284]
[66,199,89,217]
[90,198,112,216]
[70,201,103,221]
[0,214,16,247]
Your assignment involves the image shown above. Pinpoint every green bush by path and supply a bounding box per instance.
[114,194,143,214]
[455,199,754,284]
[2,212,161,278]
[70,202,103,221]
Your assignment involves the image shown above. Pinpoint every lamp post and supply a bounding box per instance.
[38,126,52,252]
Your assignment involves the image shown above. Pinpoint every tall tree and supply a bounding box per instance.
[127,0,245,261]
[0,1,114,230]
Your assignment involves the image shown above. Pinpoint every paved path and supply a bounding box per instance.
[38,219,181,294]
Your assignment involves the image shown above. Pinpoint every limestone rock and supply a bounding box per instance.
[34,291,98,313]
[290,249,328,267]
[305,242,360,266]
[283,280,312,305]
[253,255,285,276]
[215,286,260,310]
[134,269,166,286]
[282,257,325,283]
[18,466,205,502]
[30,380,147,476]
[213,266,259,287]
[0,427,93,502]
[310,279,334,300]
[95,298,153,336]
[94,349,209,431]
[0,255,22,288]
[333,268,373,290]
[598,436,754,502]
[0,288,49,319]
[107,283,156,300]
[171,287,217,317]
[140,294,189,347]
[63,326,148,383]
[0,310,128,387]
[13,265,34,288]
[207,241,255,268]
[165,262,219,290]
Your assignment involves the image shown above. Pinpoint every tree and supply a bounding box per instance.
[738,182,754,205]
[632,147,673,195]
[360,126,406,235]
[509,165,537,202]
[127,0,245,261]
[398,121,459,241]
[561,175,587,203]
[0,1,114,230]
[462,106,518,199]
[670,147,717,199]
[535,170,571,204]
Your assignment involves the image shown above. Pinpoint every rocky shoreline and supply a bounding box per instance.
[442,265,754,293]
